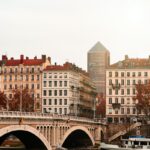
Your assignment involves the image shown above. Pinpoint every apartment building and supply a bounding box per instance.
[106,55,150,123]
[42,62,96,117]
[0,55,51,112]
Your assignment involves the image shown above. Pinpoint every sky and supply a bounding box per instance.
[1,0,150,70]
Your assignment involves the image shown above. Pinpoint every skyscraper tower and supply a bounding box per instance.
[87,42,110,95]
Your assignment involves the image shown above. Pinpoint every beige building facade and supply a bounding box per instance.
[42,62,96,118]
[0,55,51,112]
[106,55,150,123]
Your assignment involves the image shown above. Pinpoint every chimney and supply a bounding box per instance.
[2,55,8,61]
[48,57,51,63]
[54,62,57,66]
[125,55,129,60]
[26,57,29,60]
[20,55,24,63]
[34,56,37,60]
[11,57,14,60]
[42,55,46,62]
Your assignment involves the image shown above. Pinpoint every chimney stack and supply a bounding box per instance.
[20,55,24,63]
[42,55,46,62]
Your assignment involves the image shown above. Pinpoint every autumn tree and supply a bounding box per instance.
[0,91,7,110]
[133,81,150,120]
[96,93,106,118]
[9,88,34,112]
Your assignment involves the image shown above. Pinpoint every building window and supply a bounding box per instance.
[54,108,57,113]
[127,108,130,114]
[49,90,52,96]
[64,90,67,96]
[59,90,62,96]
[144,80,148,84]
[121,98,124,104]
[31,68,34,73]
[115,79,118,85]
[109,79,112,85]
[127,80,130,85]
[127,72,130,77]
[109,72,112,77]
[115,98,118,103]
[109,89,112,95]
[54,99,57,105]
[37,94,40,98]
[21,68,23,73]
[43,90,47,96]
[54,81,57,87]
[37,75,40,81]
[26,84,28,89]
[26,75,28,81]
[127,98,130,104]
[59,108,62,114]
[54,90,57,96]
[115,72,118,77]
[144,72,148,77]
[9,84,12,89]
[59,99,62,105]
[44,73,47,78]
[121,108,124,114]
[43,81,47,87]
[49,81,52,87]
[64,99,67,105]
[15,84,17,89]
[43,99,46,105]
[49,99,52,105]
[9,94,12,99]
[115,110,118,114]
[138,72,141,77]
[9,75,12,81]
[15,75,17,81]
[64,81,67,86]
[109,98,112,104]
[15,68,17,73]
[109,108,112,114]
[121,72,124,77]
[127,89,130,95]
[132,72,135,77]
[138,80,141,84]
[59,81,62,87]
[31,75,34,81]
[115,89,118,95]
[64,108,67,114]
[31,84,34,89]
[133,80,136,85]
[37,84,40,89]
[4,85,7,90]
[133,88,136,95]
[121,79,124,85]
[121,89,124,95]
[133,108,136,114]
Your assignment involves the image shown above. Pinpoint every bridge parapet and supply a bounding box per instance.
[0,111,106,125]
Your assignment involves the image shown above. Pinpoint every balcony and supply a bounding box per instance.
[111,83,121,90]
[112,103,121,109]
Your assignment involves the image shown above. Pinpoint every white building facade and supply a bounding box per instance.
[106,55,150,123]
[42,62,96,117]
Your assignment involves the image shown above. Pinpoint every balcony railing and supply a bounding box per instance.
[112,103,121,109]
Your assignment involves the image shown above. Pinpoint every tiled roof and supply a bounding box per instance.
[44,62,89,76]
[4,59,44,66]
[109,57,150,69]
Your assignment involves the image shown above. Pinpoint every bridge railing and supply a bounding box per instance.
[0,111,105,124]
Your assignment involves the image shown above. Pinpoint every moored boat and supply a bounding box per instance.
[100,136,150,150]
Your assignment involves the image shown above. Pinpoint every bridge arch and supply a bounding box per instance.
[0,125,52,150]
[61,126,95,149]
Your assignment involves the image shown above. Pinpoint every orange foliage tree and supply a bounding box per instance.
[0,91,7,110]
[133,81,150,119]
[96,93,106,118]
[9,88,34,112]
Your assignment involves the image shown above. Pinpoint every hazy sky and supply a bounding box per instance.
[1,0,150,70]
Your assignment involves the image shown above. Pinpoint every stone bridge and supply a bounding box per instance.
[0,111,106,150]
